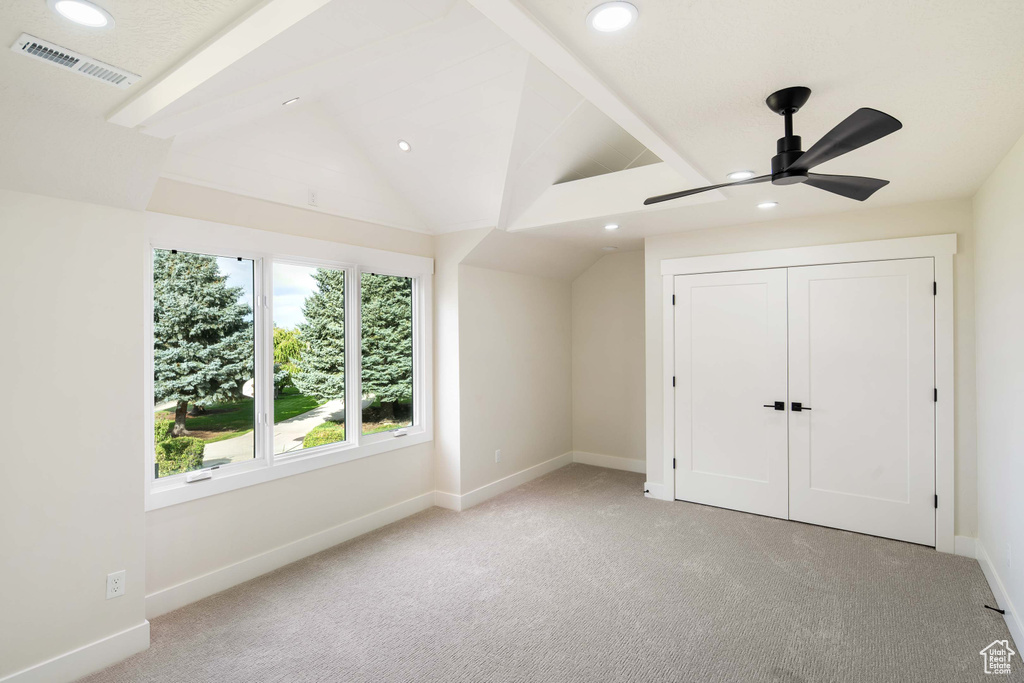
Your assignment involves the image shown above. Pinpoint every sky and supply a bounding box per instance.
[272,262,320,330]
[162,251,320,330]
[216,256,254,317]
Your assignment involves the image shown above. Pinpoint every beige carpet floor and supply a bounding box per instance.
[83,464,1020,682]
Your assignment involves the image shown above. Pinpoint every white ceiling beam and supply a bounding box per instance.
[107,0,334,129]
[507,162,718,231]
[466,0,710,189]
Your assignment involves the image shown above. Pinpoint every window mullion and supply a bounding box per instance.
[349,266,363,445]
[260,257,273,467]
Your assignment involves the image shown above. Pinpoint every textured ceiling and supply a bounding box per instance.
[0,0,261,209]
[5,0,1023,241]
[0,0,261,116]
[509,0,1024,243]
[131,0,663,233]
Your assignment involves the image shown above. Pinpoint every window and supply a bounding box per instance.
[146,215,432,510]
[152,249,256,478]
[273,263,348,454]
[360,273,414,435]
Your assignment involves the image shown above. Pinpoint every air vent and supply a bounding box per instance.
[11,34,139,89]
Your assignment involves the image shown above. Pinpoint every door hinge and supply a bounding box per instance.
[672,376,676,387]
[672,294,676,305]
[933,281,937,296]
[934,494,938,509]
[673,458,676,469]
[934,388,938,402]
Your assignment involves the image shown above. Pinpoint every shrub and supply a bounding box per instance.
[302,421,345,449]
[156,436,205,477]
[154,418,174,444]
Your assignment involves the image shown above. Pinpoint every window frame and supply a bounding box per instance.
[144,213,433,511]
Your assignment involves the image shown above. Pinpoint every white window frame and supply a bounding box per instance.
[144,212,433,511]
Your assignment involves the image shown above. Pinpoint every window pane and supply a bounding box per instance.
[273,264,346,454]
[361,273,414,435]
[153,249,255,478]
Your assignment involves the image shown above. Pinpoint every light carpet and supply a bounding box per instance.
[83,464,1020,682]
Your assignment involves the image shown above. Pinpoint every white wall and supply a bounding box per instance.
[458,264,573,493]
[973,132,1024,639]
[0,190,147,678]
[145,445,434,597]
[432,230,489,497]
[147,178,434,257]
[644,198,978,536]
[571,250,645,462]
[143,185,437,606]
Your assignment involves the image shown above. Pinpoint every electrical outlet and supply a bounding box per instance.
[106,570,125,599]
[1006,542,1012,570]
[307,189,318,207]
[495,449,501,463]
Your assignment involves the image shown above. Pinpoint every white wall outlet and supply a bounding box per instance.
[495,449,501,463]
[106,570,125,599]
[307,189,318,207]
[1006,542,1012,570]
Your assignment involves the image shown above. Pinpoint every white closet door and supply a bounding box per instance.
[788,258,935,546]
[674,269,789,519]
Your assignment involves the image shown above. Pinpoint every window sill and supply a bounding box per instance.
[146,428,431,511]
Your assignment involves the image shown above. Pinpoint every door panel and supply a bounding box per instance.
[788,258,935,545]
[674,269,789,519]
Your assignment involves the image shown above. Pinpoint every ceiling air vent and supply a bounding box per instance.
[10,33,140,89]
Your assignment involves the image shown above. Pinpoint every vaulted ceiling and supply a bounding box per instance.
[3,0,1024,247]
[141,0,671,234]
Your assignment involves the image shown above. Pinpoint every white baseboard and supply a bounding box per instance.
[457,452,574,511]
[433,490,461,511]
[954,535,977,559]
[977,539,1024,649]
[572,451,646,473]
[0,621,149,683]
[145,491,435,619]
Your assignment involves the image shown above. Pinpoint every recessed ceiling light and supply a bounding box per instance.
[602,246,618,251]
[604,223,620,231]
[728,170,756,180]
[397,139,412,152]
[757,201,779,209]
[282,97,300,106]
[48,0,114,28]
[587,2,638,32]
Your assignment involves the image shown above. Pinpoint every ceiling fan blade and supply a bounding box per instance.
[643,174,771,205]
[804,173,889,201]
[788,108,902,172]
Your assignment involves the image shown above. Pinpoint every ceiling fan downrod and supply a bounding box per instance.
[767,86,811,185]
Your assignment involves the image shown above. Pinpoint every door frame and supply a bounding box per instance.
[659,234,957,553]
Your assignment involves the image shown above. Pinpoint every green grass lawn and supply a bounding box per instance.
[156,389,326,442]
[300,419,406,449]
[362,421,411,436]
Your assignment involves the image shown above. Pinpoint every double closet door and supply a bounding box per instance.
[673,258,935,546]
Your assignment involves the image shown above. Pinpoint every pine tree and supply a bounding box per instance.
[360,273,413,419]
[292,269,346,402]
[153,251,253,436]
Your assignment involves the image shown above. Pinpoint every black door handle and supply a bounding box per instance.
[791,402,811,412]
[763,401,785,411]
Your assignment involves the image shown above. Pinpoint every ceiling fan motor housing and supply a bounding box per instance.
[772,134,807,184]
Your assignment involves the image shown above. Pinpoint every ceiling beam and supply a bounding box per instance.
[507,162,719,231]
[107,0,333,129]
[466,0,711,190]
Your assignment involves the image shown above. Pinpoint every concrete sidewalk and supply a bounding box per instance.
[202,399,345,466]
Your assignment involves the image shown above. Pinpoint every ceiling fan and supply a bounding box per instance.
[644,86,902,206]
